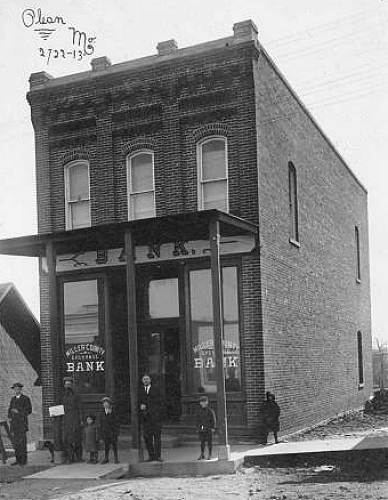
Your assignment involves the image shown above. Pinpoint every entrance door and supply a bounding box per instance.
[138,323,182,423]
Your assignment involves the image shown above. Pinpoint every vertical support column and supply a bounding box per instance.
[209,218,231,460]
[124,229,142,461]
[46,241,63,454]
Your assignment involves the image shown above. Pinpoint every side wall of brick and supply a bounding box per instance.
[254,52,372,433]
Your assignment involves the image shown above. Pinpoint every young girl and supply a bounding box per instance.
[83,415,98,463]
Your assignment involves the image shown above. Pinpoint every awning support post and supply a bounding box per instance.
[46,241,63,454]
[209,218,231,460]
[124,229,143,462]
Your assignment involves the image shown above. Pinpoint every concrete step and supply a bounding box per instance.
[243,436,388,468]
[128,457,242,477]
[25,462,126,480]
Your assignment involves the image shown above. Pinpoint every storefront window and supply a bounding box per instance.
[63,279,105,393]
[149,278,179,318]
[189,266,241,394]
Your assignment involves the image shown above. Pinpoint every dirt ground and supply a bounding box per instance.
[0,411,387,500]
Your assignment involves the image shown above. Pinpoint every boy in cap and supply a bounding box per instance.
[98,397,119,464]
[7,383,32,466]
[196,395,216,460]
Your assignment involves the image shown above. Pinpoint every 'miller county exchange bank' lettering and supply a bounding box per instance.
[65,344,105,373]
[41,235,256,273]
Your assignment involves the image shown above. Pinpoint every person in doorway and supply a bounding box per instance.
[98,397,119,464]
[196,395,216,460]
[138,374,163,462]
[261,391,280,445]
[83,415,98,464]
[7,383,32,466]
[62,377,82,463]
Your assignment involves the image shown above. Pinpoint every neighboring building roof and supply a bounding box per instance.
[0,282,40,378]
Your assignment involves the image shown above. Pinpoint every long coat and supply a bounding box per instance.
[8,394,32,433]
[62,388,81,444]
[261,400,281,432]
[138,385,163,428]
[97,408,119,441]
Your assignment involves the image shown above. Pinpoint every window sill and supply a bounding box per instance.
[289,238,300,248]
[356,278,362,284]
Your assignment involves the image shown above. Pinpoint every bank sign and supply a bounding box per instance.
[42,235,255,273]
[65,343,105,373]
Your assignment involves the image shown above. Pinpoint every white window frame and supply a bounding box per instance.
[197,136,229,212]
[126,150,156,220]
[64,160,91,230]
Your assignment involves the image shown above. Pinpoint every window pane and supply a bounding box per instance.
[149,278,179,318]
[63,280,105,394]
[130,192,155,219]
[71,200,90,229]
[69,164,89,200]
[131,153,154,192]
[189,267,241,394]
[202,140,226,180]
[202,180,228,211]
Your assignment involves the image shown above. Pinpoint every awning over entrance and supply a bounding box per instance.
[0,209,258,460]
[0,210,258,257]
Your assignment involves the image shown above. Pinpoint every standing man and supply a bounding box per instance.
[138,374,163,462]
[62,377,82,463]
[7,382,32,466]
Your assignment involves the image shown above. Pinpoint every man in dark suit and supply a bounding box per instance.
[7,382,32,466]
[138,374,163,462]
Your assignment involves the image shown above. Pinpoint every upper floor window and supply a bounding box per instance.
[288,162,299,244]
[197,137,228,212]
[357,330,364,386]
[64,160,91,230]
[127,151,155,220]
[355,226,361,282]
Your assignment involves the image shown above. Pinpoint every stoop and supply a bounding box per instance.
[128,457,243,477]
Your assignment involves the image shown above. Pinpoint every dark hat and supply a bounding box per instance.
[63,377,73,383]
[199,395,209,403]
[11,382,23,389]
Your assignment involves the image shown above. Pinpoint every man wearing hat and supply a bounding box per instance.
[7,383,32,465]
[62,377,82,463]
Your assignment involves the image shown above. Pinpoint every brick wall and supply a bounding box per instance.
[254,51,372,433]
[0,323,42,444]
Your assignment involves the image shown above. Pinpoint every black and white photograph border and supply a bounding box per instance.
[0,0,387,498]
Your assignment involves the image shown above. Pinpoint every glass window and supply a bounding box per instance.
[189,266,241,394]
[198,137,228,212]
[149,278,179,318]
[355,226,361,281]
[288,162,299,243]
[64,161,91,230]
[357,331,364,385]
[63,280,105,393]
[127,151,155,220]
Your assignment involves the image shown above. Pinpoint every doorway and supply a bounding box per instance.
[138,322,182,422]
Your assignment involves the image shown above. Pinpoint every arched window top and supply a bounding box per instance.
[127,150,155,220]
[197,137,228,212]
[64,160,90,230]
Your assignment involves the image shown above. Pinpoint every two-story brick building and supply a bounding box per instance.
[0,20,371,453]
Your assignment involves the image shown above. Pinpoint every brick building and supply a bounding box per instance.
[0,20,371,452]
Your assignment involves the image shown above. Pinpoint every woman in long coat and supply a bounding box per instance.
[62,377,82,463]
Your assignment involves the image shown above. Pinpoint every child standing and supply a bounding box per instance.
[261,392,280,444]
[196,396,216,460]
[83,415,98,463]
[98,397,119,464]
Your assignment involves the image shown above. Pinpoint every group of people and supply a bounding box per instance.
[6,375,281,466]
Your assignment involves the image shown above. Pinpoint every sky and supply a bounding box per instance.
[0,0,387,344]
